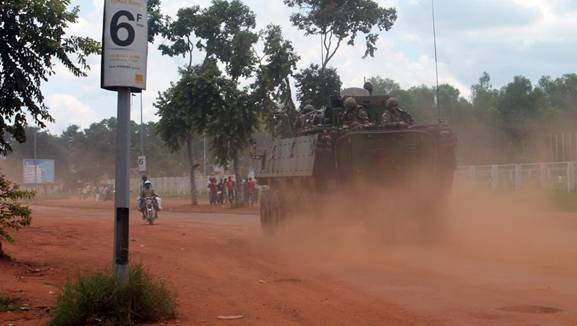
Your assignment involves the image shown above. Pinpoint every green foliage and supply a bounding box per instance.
[1,121,192,190]
[160,0,259,76]
[158,6,200,66]
[369,72,577,164]
[0,174,34,257]
[147,0,164,43]
[368,76,401,96]
[295,64,342,109]
[0,0,99,154]
[252,25,301,136]
[49,265,176,326]
[284,0,397,69]
[0,294,20,312]
[209,83,259,167]
[159,0,262,196]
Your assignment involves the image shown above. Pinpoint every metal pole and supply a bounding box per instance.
[34,131,38,192]
[431,0,441,123]
[114,88,131,283]
[140,92,145,157]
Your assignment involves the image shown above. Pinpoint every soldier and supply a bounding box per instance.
[294,104,315,131]
[380,97,414,129]
[343,97,371,129]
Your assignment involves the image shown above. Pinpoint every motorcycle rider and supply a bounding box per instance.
[137,175,148,211]
[139,180,161,218]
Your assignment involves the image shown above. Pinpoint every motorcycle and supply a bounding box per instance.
[142,196,158,225]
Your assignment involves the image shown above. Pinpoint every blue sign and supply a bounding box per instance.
[23,159,55,184]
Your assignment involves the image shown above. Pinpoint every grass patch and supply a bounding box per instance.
[0,294,20,312]
[49,264,176,326]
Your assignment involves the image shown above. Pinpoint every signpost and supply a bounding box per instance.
[137,155,147,173]
[101,0,148,283]
[23,159,55,184]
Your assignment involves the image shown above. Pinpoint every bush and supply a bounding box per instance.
[0,174,34,258]
[49,265,176,326]
[0,294,20,312]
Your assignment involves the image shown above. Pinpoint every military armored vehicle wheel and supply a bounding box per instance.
[260,189,286,234]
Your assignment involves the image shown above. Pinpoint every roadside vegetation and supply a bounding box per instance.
[0,294,21,312]
[49,264,176,326]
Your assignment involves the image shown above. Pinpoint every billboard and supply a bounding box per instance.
[23,159,55,184]
[101,0,148,92]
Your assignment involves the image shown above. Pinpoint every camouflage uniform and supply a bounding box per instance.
[295,104,315,131]
[380,97,413,128]
[343,97,371,129]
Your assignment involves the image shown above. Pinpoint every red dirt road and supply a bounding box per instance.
[1,197,576,325]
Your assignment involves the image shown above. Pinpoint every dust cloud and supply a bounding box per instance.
[263,184,577,275]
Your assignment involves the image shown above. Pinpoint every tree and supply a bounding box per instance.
[0,0,98,255]
[159,0,261,203]
[368,76,401,96]
[284,0,396,71]
[209,82,259,186]
[155,64,225,205]
[496,76,543,160]
[471,72,498,113]
[294,64,342,109]
[160,0,259,74]
[158,6,200,67]
[0,0,99,153]
[0,175,33,258]
[252,25,300,136]
[147,0,165,43]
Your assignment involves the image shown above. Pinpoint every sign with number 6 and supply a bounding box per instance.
[101,0,148,92]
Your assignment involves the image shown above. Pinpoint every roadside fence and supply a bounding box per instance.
[455,161,577,192]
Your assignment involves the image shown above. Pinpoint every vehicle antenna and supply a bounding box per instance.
[431,0,441,124]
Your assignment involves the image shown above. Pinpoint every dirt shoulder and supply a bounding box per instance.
[0,200,423,326]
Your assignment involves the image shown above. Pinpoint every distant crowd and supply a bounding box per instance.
[208,176,258,207]
[79,184,114,201]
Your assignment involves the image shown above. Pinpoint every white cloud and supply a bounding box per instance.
[46,95,100,133]
[42,0,577,131]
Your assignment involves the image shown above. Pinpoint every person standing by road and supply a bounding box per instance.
[247,177,257,206]
[217,179,225,205]
[226,176,236,204]
[208,178,218,206]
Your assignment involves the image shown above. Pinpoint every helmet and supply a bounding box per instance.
[344,97,357,110]
[386,97,399,109]
[302,104,315,114]
[363,82,374,94]
[144,180,152,186]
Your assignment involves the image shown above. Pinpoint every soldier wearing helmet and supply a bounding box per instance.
[380,97,414,129]
[294,104,315,131]
[343,97,371,129]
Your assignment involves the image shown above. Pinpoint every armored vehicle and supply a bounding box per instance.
[256,86,457,233]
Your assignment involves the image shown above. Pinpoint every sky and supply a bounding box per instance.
[41,0,577,134]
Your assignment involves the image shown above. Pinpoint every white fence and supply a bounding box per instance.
[120,175,236,196]
[455,161,577,192]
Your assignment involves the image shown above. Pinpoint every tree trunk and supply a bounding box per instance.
[0,240,5,259]
[233,152,241,205]
[186,137,198,206]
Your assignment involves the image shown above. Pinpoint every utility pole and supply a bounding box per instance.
[101,0,148,283]
[34,130,38,192]
[114,89,131,282]
[140,93,145,157]
[431,0,441,123]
